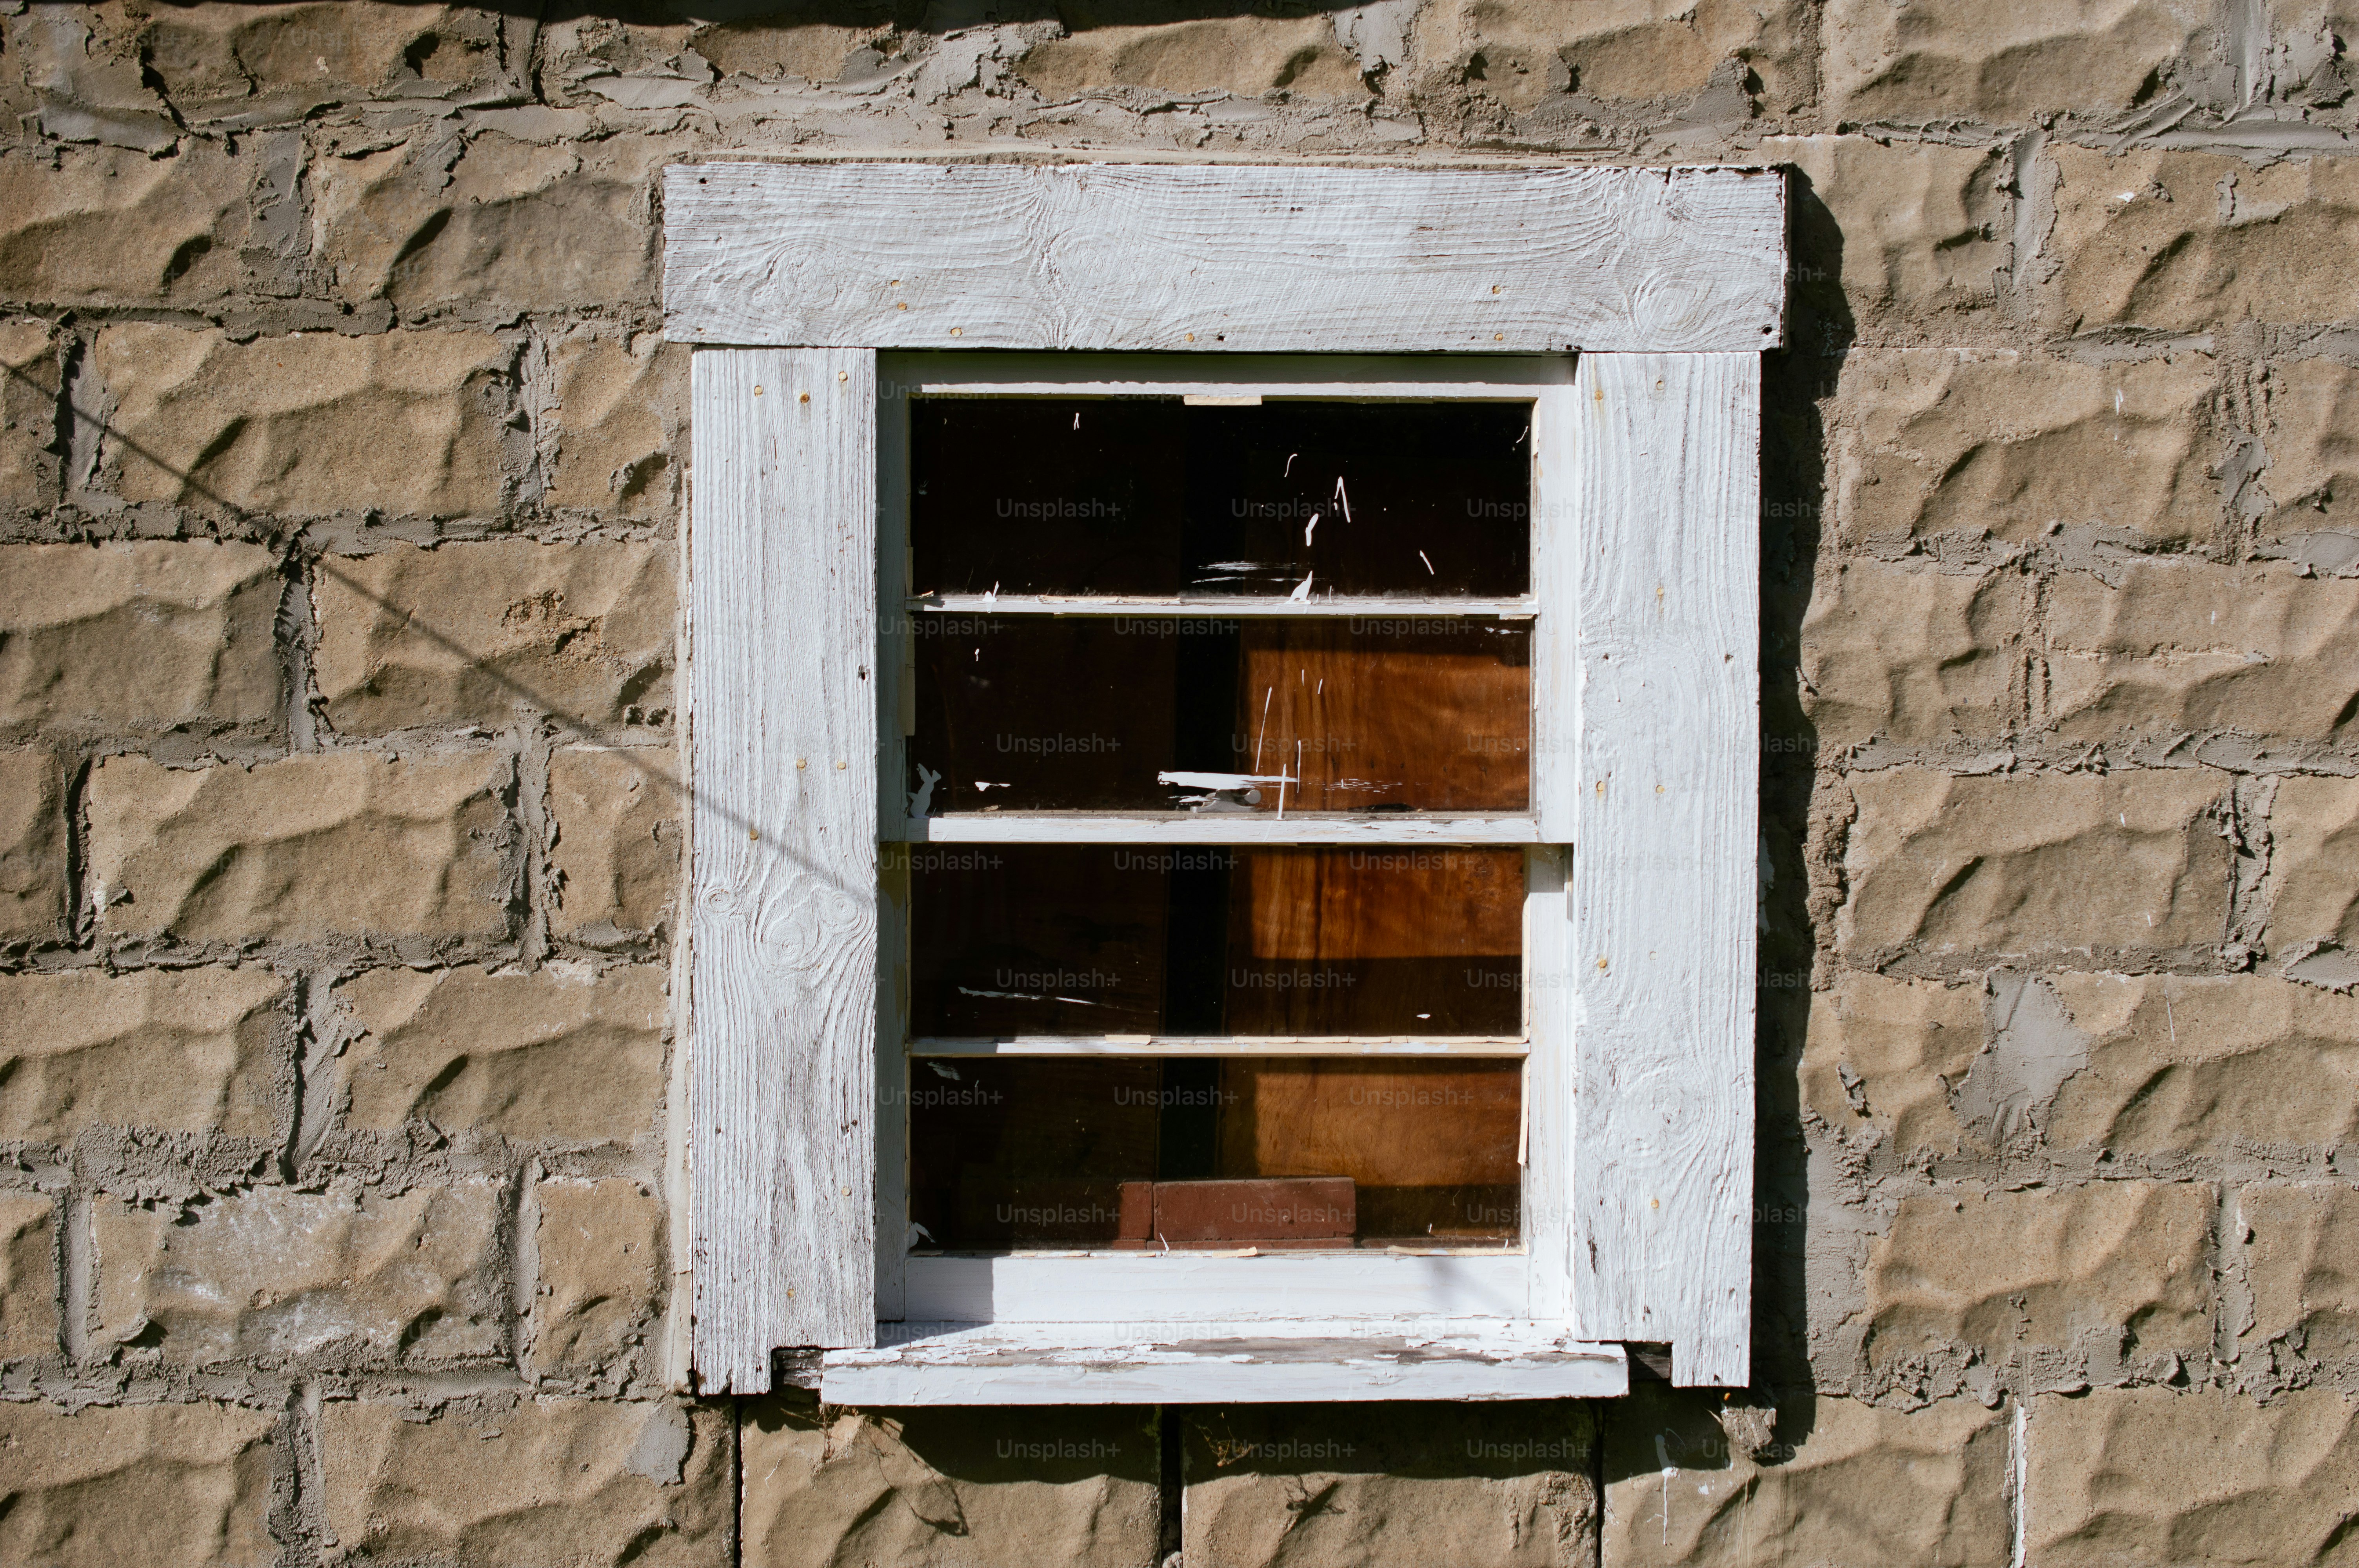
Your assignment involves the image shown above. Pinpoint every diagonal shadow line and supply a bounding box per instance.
[3,352,867,900]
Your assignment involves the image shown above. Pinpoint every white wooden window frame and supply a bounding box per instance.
[667,162,1780,1404]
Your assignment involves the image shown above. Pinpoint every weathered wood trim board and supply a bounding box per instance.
[823,1321,1629,1405]
[1566,353,1760,1387]
[687,348,880,1390]
[665,163,1785,353]
[675,161,1774,1396]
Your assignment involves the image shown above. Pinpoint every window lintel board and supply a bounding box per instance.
[672,161,1772,1398]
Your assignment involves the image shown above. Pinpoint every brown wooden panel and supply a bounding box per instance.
[1245,848,1523,958]
[1219,1058,1521,1186]
[1236,621,1530,811]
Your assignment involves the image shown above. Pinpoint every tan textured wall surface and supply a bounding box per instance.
[3,1,2357,1564]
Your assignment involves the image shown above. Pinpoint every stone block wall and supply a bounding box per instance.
[3,1,2358,1563]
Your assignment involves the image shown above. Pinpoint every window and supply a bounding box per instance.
[667,163,1781,1402]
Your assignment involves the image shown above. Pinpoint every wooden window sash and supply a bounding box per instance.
[674,163,1771,1398]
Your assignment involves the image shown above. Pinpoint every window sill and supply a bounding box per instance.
[818,1319,1628,1405]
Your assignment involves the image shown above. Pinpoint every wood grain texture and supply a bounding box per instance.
[823,1320,1627,1404]
[1530,378,1581,844]
[665,164,1787,353]
[1567,352,1758,1387]
[1522,848,1575,1329]
[689,347,880,1389]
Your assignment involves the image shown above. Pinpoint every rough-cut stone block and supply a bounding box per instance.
[1600,1384,2008,1566]
[535,13,691,85]
[139,3,474,118]
[0,317,58,511]
[550,748,680,942]
[337,962,665,1141]
[1841,770,2230,959]
[1821,0,2207,123]
[1833,349,2222,547]
[1184,1401,1596,1568]
[315,131,665,319]
[1801,970,1982,1153]
[2027,1387,2359,1564]
[2241,1183,2359,1365]
[2048,147,2359,333]
[1016,15,1365,99]
[313,541,674,735]
[0,1194,57,1359]
[321,1396,732,1566]
[87,752,515,947]
[0,747,65,944]
[1863,1183,2213,1369]
[0,542,282,744]
[683,16,889,83]
[2043,564,2359,740]
[742,1393,1157,1568]
[92,325,513,521]
[529,1178,663,1378]
[0,967,284,1140]
[0,141,253,307]
[2041,973,2359,1152]
[1799,560,2030,744]
[9,6,176,152]
[1414,0,1814,114]
[1767,136,2006,323]
[94,1180,504,1365]
[2265,776,2359,950]
[547,332,686,519]
[2258,354,2359,542]
[0,1400,278,1567]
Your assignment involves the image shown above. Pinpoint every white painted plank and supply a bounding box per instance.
[911,1035,1524,1056]
[906,1251,1529,1322]
[903,813,1540,845]
[873,371,914,1326]
[1522,848,1576,1330]
[911,595,1536,618]
[689,348,880,1389]
[823,1321,1627,1405]
[874,858,909,1324]
[665,164,1787,353]
[1568,352,1759,1388]
[1530,378,1581,844]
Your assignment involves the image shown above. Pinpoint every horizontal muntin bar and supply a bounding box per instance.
[896,812,1545,845]
[909,1035,1528,1057]
[906,595,1536,618]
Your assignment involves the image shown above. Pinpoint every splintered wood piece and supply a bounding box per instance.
[1151,1177,1356,1243]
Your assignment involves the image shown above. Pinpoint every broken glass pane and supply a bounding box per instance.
[908,615,1530,814]
[910,399,1530,598]
[909,845,1523,1038]
[905,1056,1523,1251]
